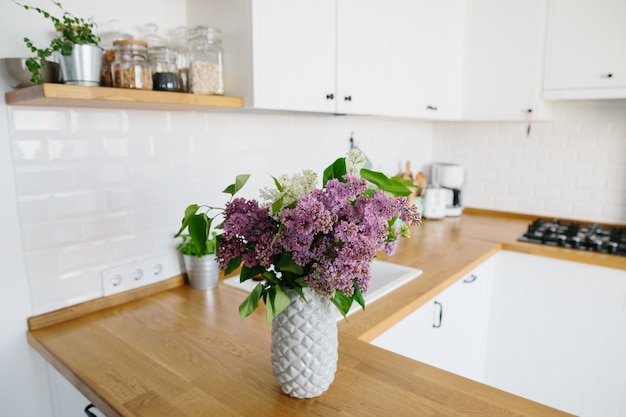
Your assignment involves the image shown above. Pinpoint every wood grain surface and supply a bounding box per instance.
[5,83,244,111]
[29,209,622,416]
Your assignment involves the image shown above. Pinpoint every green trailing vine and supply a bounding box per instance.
[12,0,100,84]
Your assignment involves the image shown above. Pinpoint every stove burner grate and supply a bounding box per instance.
[518,218,626,256]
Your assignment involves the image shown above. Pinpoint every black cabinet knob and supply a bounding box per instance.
[607,73,614,78]
[344,95,352,101]
[326,93,334,100]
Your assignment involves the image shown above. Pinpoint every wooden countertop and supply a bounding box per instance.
[30,209,625,417]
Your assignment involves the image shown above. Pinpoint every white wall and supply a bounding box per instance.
[434,99,626,224]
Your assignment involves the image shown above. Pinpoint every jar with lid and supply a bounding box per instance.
[189,26,224,95]
[99,20,132,87]
[139,23,168,48]
[148,46,180,92]
[171,26,190,93]
[111,40,153,90]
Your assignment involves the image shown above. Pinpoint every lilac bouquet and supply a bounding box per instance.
[217,150,421,321]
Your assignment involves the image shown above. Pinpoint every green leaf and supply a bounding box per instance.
[239,283,263,320]
[224,256,242,275]
[271,195,284,216]
[271,175,284,192]
[353,282,365,310]
[275,252,303,275]
[175,204,200,237]
[323,157,347,186]
[273,286,291,317]
[223,174,250,196]
[360,169,412,196]
[240,264,265,282]
[331,290,353,319]
[187,214,208,254]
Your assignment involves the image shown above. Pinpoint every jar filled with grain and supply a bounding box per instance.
[99,20,132,87]
[111,40,153,90]
[189,26,224,95]
[148,46,180,92]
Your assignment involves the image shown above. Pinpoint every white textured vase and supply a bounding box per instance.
[271,288,338,398]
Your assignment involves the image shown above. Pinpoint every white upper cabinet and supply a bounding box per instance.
[250,0,336,113]
[461,0,551,121]
[543,0,626,99]
[188,0,399,116]
[389,0,466,120]
[187,0,550,120]
[335,0,394,115]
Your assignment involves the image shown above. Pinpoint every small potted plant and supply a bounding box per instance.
[13,0,102,86]
[174,175,249,290]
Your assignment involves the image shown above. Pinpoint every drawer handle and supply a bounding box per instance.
[426,105,438,111]
[463,274,478,284]
[326,93,334,100]
[433,300,443,328]
[344,95,352,101]
[85,404,98,417]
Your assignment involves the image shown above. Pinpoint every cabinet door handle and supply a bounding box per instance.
[85,404,98,417]
[463,274,478,284]
[344,95,352,101]
[433,300,443,328]
[326,93,334,100]
[606,73,614,78]
[426,105,438,111]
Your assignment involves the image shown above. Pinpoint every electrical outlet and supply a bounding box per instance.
[101,255,169,296]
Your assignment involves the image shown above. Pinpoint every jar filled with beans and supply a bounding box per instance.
[189,26,224,95]
[99,20,132,87]
[111,40,153,90]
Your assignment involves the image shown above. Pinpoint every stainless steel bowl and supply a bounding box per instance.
[0,57,60,88]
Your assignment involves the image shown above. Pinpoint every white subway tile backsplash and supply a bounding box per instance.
[21,220,81,251]
[7,99,625,314]
[71,110,124,133]
[23,249,61,279]
[49,138,102,160]
[10,109,68,132]
[76,164,129,188]
[14,166,76,195]
[103,137,130,158]
[59,241,112,272]
[11,138,47,162]
[81,212,132,241]
[435,100,626,224]
[54,191,107,218]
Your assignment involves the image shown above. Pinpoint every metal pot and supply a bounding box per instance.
[58,44,103,86]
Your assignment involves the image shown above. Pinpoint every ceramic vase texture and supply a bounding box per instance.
[271,288,338,398]
[183,254,219,290]
[58,44,103,86]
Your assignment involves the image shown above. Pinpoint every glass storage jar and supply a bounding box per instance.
[171,26,190,93]
[148,46,180,92]
[189,26,224,95]
[111,40,153,90]
[99,20,132,87]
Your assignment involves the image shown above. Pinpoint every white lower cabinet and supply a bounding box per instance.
[371,257,494,382]
[48,365,106,417]
[485,251,626,417]
[372,251,626,417]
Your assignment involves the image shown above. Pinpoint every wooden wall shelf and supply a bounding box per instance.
[4,83,244,111]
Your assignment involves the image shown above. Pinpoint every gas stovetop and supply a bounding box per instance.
[518,219,626,256]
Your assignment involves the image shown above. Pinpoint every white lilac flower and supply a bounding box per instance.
[345,148,366,175]
[259,169,318,219]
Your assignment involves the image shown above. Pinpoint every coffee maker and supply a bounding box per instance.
[431,163,464,216]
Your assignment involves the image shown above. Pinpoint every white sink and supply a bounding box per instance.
[222,260,423,320]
